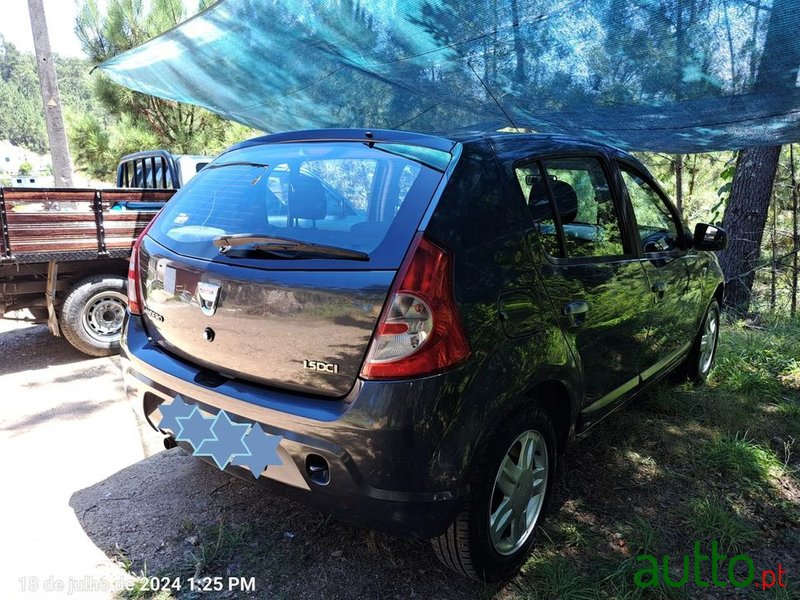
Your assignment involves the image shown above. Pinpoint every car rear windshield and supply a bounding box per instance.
[148,141,452,267]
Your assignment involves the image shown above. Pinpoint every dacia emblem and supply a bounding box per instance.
[196,281,221,316]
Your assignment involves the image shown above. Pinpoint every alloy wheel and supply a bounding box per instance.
[488,430,548,556]
[699,308,719,375]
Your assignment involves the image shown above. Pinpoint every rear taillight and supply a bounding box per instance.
[361,234,471,379]
[127,219,156,316]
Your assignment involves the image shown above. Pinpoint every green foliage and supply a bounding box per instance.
[698,432,782,484]
[17,160,33,175]
[0,40,47,153]
[182,522,251,579]
[0,38,105,155]
[517,552,597,600]
[686,497,759,554]
[635,152,736,226]
[638,145,800,317]
[68,111,160,180]
[712,321,800,400]
[71,0,259,182]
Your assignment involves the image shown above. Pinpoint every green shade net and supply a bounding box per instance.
[99,0,800,153]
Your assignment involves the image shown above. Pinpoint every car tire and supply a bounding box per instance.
[682,299,721,384]
[431,406,557,582]
[60,274,128,357]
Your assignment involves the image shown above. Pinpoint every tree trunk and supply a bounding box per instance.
[717,0,800,315]
[792,144,798,318]
[719,145,781,315]
[510,0,525,85]
[27,0,73,190]
[673,154,684,216]
[770,195,777,312]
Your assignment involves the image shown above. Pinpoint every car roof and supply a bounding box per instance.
[226,128,643,168]
[227,129,456,153]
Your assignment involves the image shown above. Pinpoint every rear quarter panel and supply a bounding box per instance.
[419,139,580,486]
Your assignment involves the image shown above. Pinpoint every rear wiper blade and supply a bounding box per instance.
[212,234,369,261]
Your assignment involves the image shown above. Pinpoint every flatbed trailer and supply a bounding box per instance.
[0,187,174,356]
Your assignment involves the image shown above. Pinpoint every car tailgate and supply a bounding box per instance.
[139,236,392,397]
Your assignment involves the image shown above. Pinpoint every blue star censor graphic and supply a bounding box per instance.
[157,396,193,434]
[174,407,215,448]
[231,425,283,478]
[194,411,251,469]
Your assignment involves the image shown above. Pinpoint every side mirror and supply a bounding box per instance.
[692,223,728,251]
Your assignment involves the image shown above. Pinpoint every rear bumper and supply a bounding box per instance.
[120,315,468,538]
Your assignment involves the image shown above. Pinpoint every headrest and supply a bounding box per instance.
[528,178,552,223]
[550,179,578,224]
[527,177,579,224]
[288,175,327,220]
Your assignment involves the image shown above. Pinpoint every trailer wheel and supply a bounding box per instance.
[60,274,128,357]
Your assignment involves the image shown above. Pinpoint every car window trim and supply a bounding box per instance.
[512,151,638,265]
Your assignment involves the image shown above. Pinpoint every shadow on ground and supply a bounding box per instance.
[66,401,732,600]
[69,450,488,599]
[0,321,88,375]
[67,322,800,599]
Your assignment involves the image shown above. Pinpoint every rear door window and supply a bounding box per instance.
[148,142,451,268]
[516,156,630,260]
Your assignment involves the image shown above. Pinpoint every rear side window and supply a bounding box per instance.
[120,157,174,189]
[516,164,560,257]
[516,157,628,260]
[149,142,450,267]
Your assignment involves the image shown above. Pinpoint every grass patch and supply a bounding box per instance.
[110,546,174,600]
[515,553,598,600]
[686,497,759,554]
[776,400,800,422]
[592,519,687,600]
[642,383,698,418]
[697,432,783,485]
[183,522,251,580]
[117,581,175,600]
[712,321,800,398]
[712,359,783,400]
[541,521,594,549]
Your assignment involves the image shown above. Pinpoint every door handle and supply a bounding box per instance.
[562,300,590,327]
[652,281,667,300]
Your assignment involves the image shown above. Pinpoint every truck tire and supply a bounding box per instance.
[60,274,128,357]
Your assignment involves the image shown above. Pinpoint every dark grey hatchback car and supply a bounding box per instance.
[121,129,726,581]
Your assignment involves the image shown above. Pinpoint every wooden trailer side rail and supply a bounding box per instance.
[0,187,173,264]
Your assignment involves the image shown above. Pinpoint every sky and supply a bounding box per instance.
[0,0,86,58]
